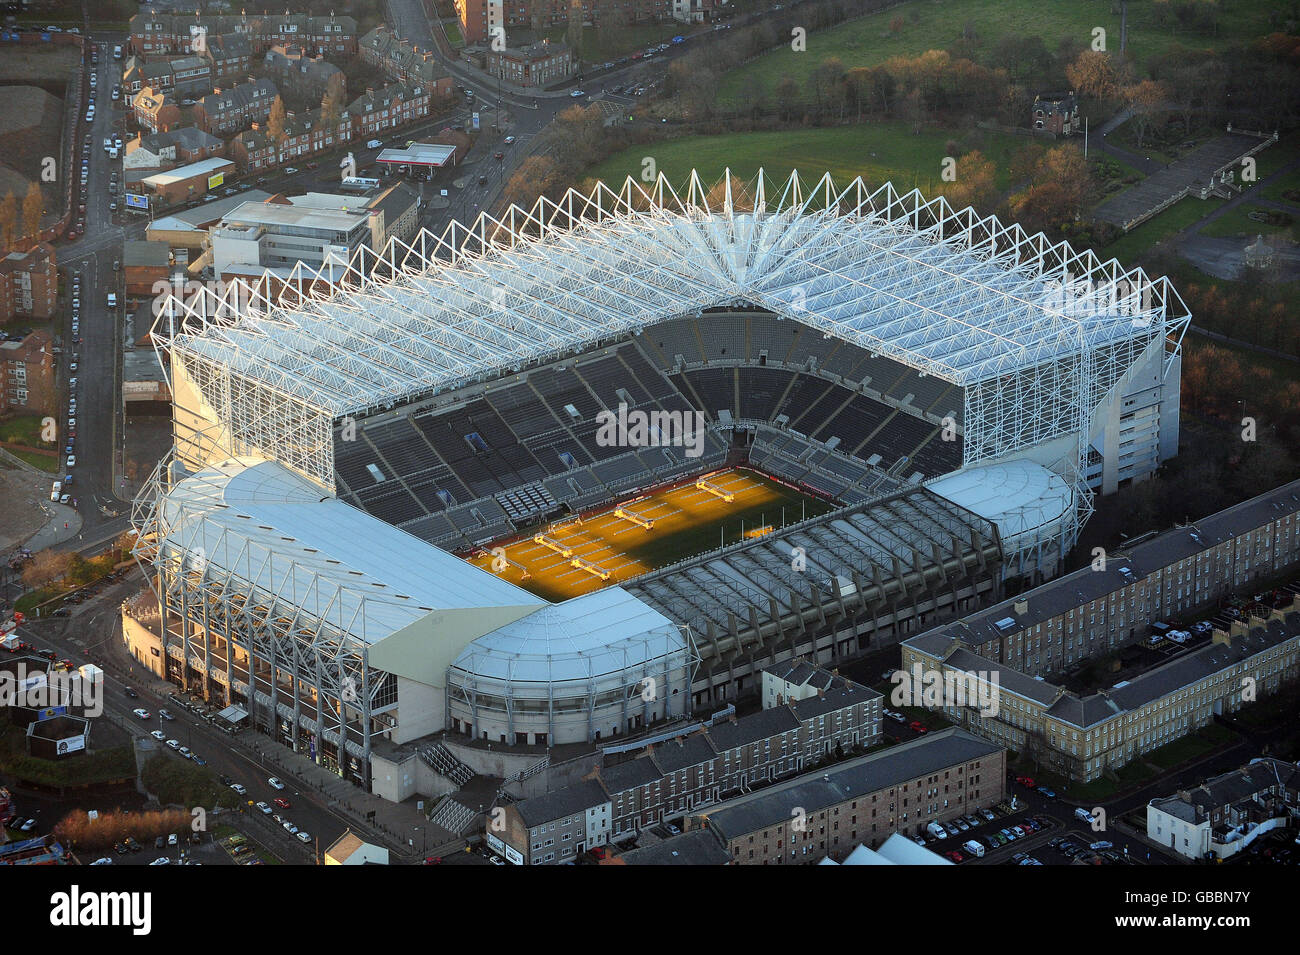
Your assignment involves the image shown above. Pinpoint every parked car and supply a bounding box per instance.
[296,831,311,844]
[150,730,166,741]
[229,783,247,795]
[268,777,285,790]
[273,797,291,809]
[256,801,272,814]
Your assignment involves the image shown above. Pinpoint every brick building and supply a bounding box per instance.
[701,728,1005,865]
[0,243,58,324]
[230,108,353,173]
[132,85,184,134]
[346,83,433,140]
[262,45,345,101]
[194,78,279,136]
[128,10,357,58]
[358,25,454,93]
[491,666,883,864]
[485,40,575,88]
[0,329,56,415]
[454,0,715,47]
[1031,92,1079,135]
[124,127,225,172]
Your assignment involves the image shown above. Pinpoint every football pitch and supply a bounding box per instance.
[463,467,835,601]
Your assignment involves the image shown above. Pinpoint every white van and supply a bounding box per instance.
[51,481,62,501]
[962,839,985,858]
[926,821,947,838]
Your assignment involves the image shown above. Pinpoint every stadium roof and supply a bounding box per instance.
[449,585,686,686]
[927,459,1074,546]
[158,169,1189,418]
[154,456,544,644]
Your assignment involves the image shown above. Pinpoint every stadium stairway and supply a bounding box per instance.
[420,742,476,787]
[428,793,479,836]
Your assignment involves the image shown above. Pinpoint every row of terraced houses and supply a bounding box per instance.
[901,479,1300,782]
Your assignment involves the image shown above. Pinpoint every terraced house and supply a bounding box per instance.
[903,479,1300,682]
[492,666,882,864]
[905,597,1300,782]
[700,728,1005,865]
[346,83,433,139]
[132,85,183,134]
[358,25,453,95]
[194,78,279,136]
[1148,757,1300,860]
[231,108,353,172]
[128,10,356,58]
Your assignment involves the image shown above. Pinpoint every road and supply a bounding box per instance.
[12,572,364,862]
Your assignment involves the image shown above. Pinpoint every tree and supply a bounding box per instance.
[566,0,584,61]
[22,549,70,589]
[21,182,43,239]
[265,95,287,145]
[502,155,564,207]
[1065,50,1121,101]
[940,150,998,213]
[319,73,346,130]
[0,191,16,250]
[1124,79,1170,148]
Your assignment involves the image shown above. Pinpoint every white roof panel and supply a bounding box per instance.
[163,170,1185,417]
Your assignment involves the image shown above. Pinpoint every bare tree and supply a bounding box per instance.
[22,549,71,589]
[21,182,43,239]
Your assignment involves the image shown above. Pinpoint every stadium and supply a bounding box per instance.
[127,169,1189,793]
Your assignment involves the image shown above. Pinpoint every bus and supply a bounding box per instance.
[340,176,380,192]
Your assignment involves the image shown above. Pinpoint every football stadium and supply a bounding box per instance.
[127,170,1189,792]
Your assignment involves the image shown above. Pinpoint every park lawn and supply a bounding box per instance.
[0,413,57,448]
[546,23,684,64]
[1095,195,1225,264]
[1198,203,1300,242]
[1146,732,1217,770]
[7,449,59,472]
[1260,164,1300,205]
[443,19,463,47]
[584,122,1044,197]
[716,0,1280,108]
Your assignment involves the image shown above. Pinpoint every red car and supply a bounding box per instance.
[272,797,291,809]
[909,721,928,734]
[422,855,442,865]
[306,161,319,169]
[945,850,964,862]
[1015,775,1036,789]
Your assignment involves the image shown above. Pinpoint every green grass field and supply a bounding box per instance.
[585,122,1044,197]
[623,471,835,570]
[6,449,59,472]
[1096,195,1225,264]
[716,0,1282,107]
[546,23,685,63]
[1198,204,1299,241]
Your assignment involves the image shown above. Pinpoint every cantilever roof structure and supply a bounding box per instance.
[155,169,1190,490]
